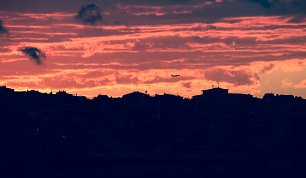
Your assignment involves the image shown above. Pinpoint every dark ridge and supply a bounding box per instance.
[0,86,306,177]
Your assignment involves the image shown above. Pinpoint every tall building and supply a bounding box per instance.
[202,87,229,97]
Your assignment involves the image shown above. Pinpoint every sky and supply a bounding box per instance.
[0,0,305,98]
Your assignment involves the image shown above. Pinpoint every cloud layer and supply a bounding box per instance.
[0,0,305,98]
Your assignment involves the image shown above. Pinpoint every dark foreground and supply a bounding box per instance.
[0,86,306,177]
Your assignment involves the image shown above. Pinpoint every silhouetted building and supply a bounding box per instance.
[202,87,228,96]
[263,93,296,103]
[55,90,73,97]
[0,86,14,95]
[192,87,229,101]
[228,93,253,101]
[122,91,151,100]
[155,93,183,101]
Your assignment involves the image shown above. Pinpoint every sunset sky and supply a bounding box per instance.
[0,0,305,98]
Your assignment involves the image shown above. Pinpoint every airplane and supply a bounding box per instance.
[171,74,181,77]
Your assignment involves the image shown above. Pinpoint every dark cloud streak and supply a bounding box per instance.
[248,0,304,9]
[76,3,102,25]
[19,47,46,65]
[0,19,8,34]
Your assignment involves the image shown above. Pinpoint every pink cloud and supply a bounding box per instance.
[205,68,260,86]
